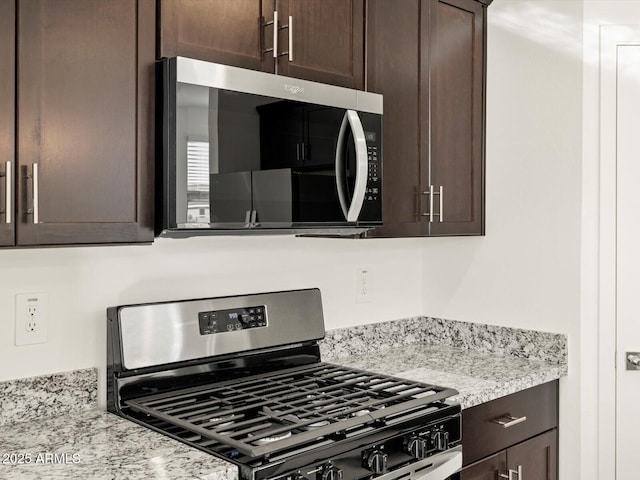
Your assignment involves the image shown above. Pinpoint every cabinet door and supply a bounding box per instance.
[0,0,15,246]
[17,0,154,245]
[366,0,427,237]
[460,451,507,480]
[507,430,558,480]
[426,0,485,235]
[276,0,365,89]
[159,0,272,72]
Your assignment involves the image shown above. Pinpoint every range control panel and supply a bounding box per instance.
[198,305,267,335]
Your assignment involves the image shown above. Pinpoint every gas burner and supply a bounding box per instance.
[300,419,330,430]
[250,430,293,445]
[208,413,244,429]
[351,409,371,417]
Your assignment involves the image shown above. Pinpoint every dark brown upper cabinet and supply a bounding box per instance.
[3,0,154,247]
[367,0,488,237]
[0,0,15,247]
[158,0,273,72]
[158,0,365,89]
[274,0,364,89]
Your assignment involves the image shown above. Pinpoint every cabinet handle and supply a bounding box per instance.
[32,163,39,224]
[429,184,434,222]
[273,10,279,58]
[288,15,293,61]
[275,14,292,61]
[3,161,11,224]
[419,187,443,222]
[500,465,522,480]
[491,414,527,428]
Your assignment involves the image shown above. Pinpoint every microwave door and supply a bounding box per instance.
[336,110,368,222]
[209,171,253,226]
[252,168,294,226]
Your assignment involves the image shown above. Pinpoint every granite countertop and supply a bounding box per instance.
[0,317,567,479]
[329,343,566,409]
[0,410,236,480]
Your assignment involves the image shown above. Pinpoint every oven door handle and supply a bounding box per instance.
[335,110,368,222]
[375,446,462,480]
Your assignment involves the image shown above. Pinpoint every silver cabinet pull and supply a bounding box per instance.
[491,414,527,428]
[32,163,39,224]
[429,184,434,222]
[288,15,293,61]
[275,14,292,61]
[3,161,11,224]
[273,10,279,58]
[420,186,443,222]
[500,466,522,480]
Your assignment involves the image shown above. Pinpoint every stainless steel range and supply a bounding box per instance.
[107,289,462,480]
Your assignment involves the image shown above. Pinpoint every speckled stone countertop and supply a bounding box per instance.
[0,410,236,480]
[329,343,566,409]
[0,317,566,479]
[321,316,567,409]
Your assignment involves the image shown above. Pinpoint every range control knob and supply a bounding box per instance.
[404,435,428,459]
[430,431,449,452]
[321,465,343,480]
[364,449,388,474]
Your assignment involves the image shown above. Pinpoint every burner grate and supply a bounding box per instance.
[125,362,457,458]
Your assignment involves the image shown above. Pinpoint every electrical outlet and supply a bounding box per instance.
[356,268,373,304]
[15,293,48,346]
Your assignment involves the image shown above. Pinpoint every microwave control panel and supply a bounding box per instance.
[366,144,380,202]
[198,305,267,335]
[358,112,382,223]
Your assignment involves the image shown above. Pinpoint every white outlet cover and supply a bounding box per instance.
[356,268,373,304]
[15,293,48,346]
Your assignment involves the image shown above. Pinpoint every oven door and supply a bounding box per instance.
[375,446,462,480]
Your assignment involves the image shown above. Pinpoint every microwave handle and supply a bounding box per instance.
[335,110,368,222]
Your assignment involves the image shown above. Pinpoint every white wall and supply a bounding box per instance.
[421,1,584,478]
[0,236,424,405]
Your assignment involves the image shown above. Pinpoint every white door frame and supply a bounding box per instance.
[598,24,640,480]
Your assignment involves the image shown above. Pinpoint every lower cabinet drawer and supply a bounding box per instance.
[462,380,559,465]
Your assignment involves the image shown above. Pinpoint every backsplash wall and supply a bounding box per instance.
[0,236,424,396]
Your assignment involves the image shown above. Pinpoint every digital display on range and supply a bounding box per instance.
[198,305,267,335]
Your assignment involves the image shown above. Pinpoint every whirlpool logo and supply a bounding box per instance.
[285,84,305,95]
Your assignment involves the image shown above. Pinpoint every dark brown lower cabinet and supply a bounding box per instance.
[461,430,557,480]
[461,381,559,480]
[506,430,558,480]
[460,451,506,480]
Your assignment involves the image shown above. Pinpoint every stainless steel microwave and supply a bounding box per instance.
[157,57,382,237]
